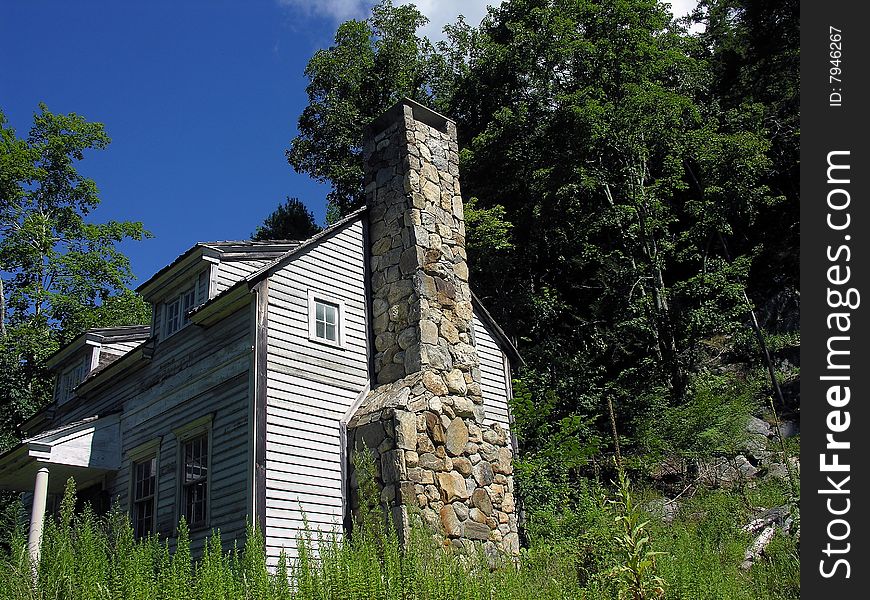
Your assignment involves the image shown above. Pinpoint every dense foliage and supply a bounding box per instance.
[285,0,799,491]
[0,105,150,447]
[0,476,798,599]
[282,0,800,592]
[252,197,322,241]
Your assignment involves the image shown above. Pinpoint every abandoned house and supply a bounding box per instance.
[0,99,521,566]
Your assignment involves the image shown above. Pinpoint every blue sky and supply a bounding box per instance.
[1,0,696,286]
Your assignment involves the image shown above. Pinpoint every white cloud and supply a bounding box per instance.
[276,0,370,22]
[402,1,502,41]
[278,1,702,41]
[668,0,698,18]
[276,0,499,41]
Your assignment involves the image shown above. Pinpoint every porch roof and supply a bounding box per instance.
[0,414,121,493]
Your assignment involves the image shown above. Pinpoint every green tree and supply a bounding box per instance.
[252,197,321,241]
[286,0,443,217]
[0,104,150,442]
[289,0,798,500]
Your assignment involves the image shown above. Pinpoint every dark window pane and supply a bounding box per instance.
[181,434,208,526]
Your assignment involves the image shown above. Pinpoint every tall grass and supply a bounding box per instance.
[0,477,798,599]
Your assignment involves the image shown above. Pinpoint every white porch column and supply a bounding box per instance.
[27,467,50,566]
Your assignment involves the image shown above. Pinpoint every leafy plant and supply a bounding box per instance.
[606,470,666,600]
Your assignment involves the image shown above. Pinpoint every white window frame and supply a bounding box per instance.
[173,414,213,531]
[57,359,88,406]
[163,286,196,339]
[307,290,346,348]
[127,438,161,539]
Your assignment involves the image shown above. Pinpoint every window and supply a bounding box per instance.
[128,438,161,539]
[57,360,87,405]
[315,300,338,342]
[132,456,157,538]
[307,291,345,346]
[181,434,208,528]
[164,287,196,338]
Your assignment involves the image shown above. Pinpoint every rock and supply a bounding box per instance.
[453,396,475,418]
[469,507,487,523]
[479,442,498,462]
[471,488,493,515]
[395,411,417,450]
[735,455,759,478]
[742,434,771,461]
[453,502,469,521]
[440,505,462,537]
[445,418,469,456]
[643,498,679,524]
[437,471,470,502]
[381,450,406,483]
[778,420,800,439]
[422,508,439,530]
[425,412,445,444]
[483,427,505,446]
[746,416,772,437]
[417,433,435,454]
[378,362,406,383]
[399,482,417,505]
[743,505,791,533]
[418,452,447,472]
[351,423,378,453]
[741,525,776,571]
[502,492,515,513]
[422,371,448,395]
[420,319,439,344]
[467,422,482,443]
[766,462,790,481]
[375,332,396,352]
[473,461,494,487]
[444,369,467,394]
[397,327,418,350]
[495,447,513,474]
[463,520,491,541]
[424,485,440,502]
[452,456,472,476]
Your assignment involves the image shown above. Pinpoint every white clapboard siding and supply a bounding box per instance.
[66,305,254,554]
[473,312,512,433]
[214,259,272,295]
[102,340,144,356]
[264,219,368,565]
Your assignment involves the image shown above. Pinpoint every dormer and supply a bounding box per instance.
[45,326,151,407]
[136,241,299,342]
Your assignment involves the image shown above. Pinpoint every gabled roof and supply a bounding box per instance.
[188,206,369,326]
[136,240,300,299]
[45,325,151,370]
[58,204,522,403]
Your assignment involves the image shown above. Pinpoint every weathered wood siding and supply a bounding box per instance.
[101,340,144,357]
[473,312,513,432]
[66,305,254,553]
[215,259,272,296]
[264,219,368,564]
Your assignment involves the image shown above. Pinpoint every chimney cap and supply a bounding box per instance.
[367,97,454,138]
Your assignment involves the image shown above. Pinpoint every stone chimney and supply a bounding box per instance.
[347,99,518,558]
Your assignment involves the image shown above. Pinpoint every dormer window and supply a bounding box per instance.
[164,287,196,338]
[58,360,87,405]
